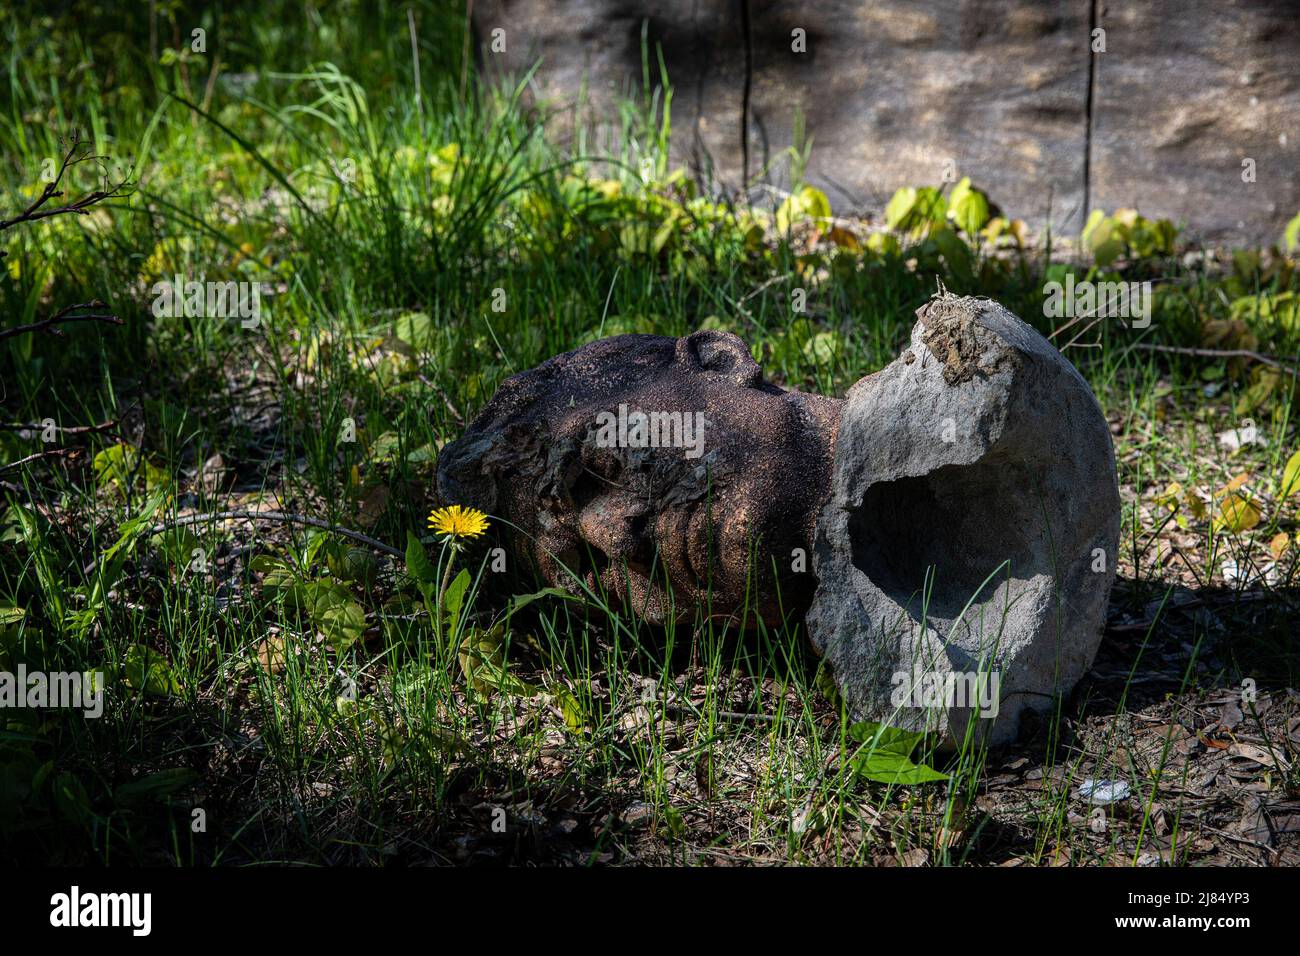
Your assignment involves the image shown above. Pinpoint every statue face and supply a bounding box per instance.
[437,330,842,624]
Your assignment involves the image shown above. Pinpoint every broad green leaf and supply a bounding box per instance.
[248,554,289,572]
[92,442,169,494]
[405,530,437,587]
[802,330,843,365]
[885,187,918,231]
[846,721,948,785]
[284,578,353,617]
[1235,367,1281,416]
[1093,236,1125,267]
[457,625,537,697]
[317,599,367,652]
[947,177,990,235]
[1080,208,1107,247]
[886,186,946,236]
[115,768,199,806]
[249,554,297,590]
[550,687,588,734]
[122,644,182,696]
[443,568,471,633]
[776,185,832,232]
[1255,292,1300,332]
[458,624,504,695]
[366,431,403,463]
[865,232,902,257]
[298,530,333,573]
[394,311,435,350]
[326,546,380,588]
[506,586,578,616]
[851,750,950,785]
[848,720,924,754]
[930,226,974,278]
[149,527,199,568]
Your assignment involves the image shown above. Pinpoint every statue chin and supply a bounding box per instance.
[436,294,1120,747]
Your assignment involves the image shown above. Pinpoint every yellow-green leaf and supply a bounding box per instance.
[776,185,832,232]
[947,177,990,236]
[1214,493,1261,534]
[1280,449,1300,498]
[1285,211,1300,252]
[123,644,182,696]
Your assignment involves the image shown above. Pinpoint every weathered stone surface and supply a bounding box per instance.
[474,0,1299,242]
[741,0,1091,231]
[807,294,1119,747]
[1090,0,1300,243]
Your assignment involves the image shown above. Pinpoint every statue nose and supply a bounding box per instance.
[577,493,653,564]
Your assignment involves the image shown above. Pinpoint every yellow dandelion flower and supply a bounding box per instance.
[428,505,490,541]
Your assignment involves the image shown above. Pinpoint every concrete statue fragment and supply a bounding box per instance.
[437,295,1120,744]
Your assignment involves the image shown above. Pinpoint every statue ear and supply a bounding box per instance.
[676,329,763,387]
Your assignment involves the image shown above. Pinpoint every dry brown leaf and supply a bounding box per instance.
[257,635,287,673]
[1214,493,1261,533]
[1269,532,1290,560]
[1219,472,1252,495]
[1228,742,1291,771]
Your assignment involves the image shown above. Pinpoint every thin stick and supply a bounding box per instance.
[0,447,79,474]
[145,510,404,558]
[0,301,123,341]
[1131,343,1299,375]
[417,374,465,424]
[664,701,784,725]
[0,417,118,435]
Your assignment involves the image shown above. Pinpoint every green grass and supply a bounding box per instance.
[2,1,1300,866]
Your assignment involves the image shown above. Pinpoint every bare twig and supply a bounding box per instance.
[664,702,785,725]
[0,417,118,435]
[145,510,404,559]
[0,447,81,475]
[1130,343,1299,375]
[0,300,123,341]
[418,374,465,424]
[0,135,132,237]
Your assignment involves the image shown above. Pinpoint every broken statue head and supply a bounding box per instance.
[436,296,1120,745]
[436,328,842,625]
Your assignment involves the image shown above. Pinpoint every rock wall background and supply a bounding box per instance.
[474,0,1299,244]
